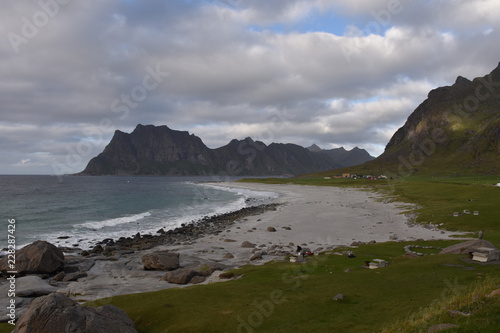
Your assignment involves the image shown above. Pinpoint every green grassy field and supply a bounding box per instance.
[1,175,499,333]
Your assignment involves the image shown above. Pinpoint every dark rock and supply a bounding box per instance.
[250,252,262,261]
[0,241,64,275]
[223,253,234,259]
[161,269,199,285]
[267,227,277,232]
[12,293,138,333]
[142,252,180,271]
[52,272,66,282]
[241,241,255,248]
[189,276,206,284]
[62,272,88,282]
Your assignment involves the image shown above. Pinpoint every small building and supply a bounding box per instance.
[463,209,470,214]
[473,211,479,216]
[324,177,331,180]
[472,247,500,262]
[342,173,351,178]
[453,212,459,217]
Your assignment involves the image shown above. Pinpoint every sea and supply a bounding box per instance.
[0,175,279,253]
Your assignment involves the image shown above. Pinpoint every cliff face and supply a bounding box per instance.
[80,125,217,175]
[372,63,500,175]
[79,125,372,176]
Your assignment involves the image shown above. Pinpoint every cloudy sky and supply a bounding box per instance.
[1,0,499,174]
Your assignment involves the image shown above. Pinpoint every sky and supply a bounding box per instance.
[1,0,499,175]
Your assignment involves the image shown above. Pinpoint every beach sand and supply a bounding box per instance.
[56,182,463,302]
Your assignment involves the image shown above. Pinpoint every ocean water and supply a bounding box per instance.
[0,175,279,252]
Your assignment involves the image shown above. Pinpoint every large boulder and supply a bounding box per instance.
[13,293,138,333]
[0,241,64,275]
[142,252,180,271]
[161,269,199,285]
[440,240,498,255]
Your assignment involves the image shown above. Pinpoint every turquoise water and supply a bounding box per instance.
[0,175,278,251]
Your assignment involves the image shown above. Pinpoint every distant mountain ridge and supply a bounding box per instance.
[78,125,375,176]
[306,144,375,168]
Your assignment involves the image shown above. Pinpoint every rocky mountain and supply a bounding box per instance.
[306,144,375,168]
[348,63,500,176]
[78,124,373,176]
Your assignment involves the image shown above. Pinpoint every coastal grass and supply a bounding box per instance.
[86,240,500,332]
[0,324,11,333]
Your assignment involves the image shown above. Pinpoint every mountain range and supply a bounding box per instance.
[78,125,374,176]
[332,62,500,176]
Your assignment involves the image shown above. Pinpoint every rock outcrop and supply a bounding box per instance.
[0,241,64,275]
[440,239,498,255]
[12,293,138,333]
[142,252,180,271]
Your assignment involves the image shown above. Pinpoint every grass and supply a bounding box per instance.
[83,241,500,332]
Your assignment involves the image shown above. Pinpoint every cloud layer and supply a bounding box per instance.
[1,0,499,174]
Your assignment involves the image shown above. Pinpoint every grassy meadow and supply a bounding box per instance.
[1,175,499,333]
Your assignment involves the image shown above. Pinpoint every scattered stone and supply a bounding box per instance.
[62,272,88,282]
[57,236,71,239]
[190,275,206,284]
[223,239,237,242]
[250,252,263,261]
[487,289,500,298]
[332,294,344,301]
[0,241,64,275]
[12,293,138,333]
[241,241,255,248]
[161,269,199,285]
[156,228,166,234]
[223,253,235,259]
[428,323,459,332]
[142,252,180,271]
[448,310,471,317]
[52,272,66,282]
[266,227,277,232]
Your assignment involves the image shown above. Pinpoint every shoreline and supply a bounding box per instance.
[1,182,467,317]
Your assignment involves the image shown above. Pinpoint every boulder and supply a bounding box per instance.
[189,276,206,284]
[142,252,180,271]
[12,293,138,333]
[440,240,497,255]
[161,269,199,285]
[266,227,277,232]
[250,252,262,261]
[0,241,64,275]
[62,272,88,282]
[0,276,57,297]
[241,241,255,248]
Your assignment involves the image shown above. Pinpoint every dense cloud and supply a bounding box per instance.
[0,0,499,174]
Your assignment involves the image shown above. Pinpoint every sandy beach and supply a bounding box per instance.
[55,182,462,301]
